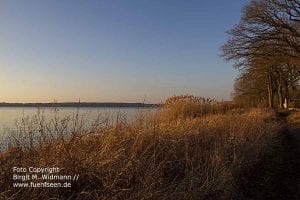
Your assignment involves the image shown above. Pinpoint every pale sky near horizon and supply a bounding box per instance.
[0,0,248,103]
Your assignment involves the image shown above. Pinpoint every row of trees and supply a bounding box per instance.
[222,0,300,108]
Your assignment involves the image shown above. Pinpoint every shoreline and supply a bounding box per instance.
[0,102,160,108]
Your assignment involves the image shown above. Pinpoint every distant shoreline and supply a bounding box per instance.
[0,102,160,108]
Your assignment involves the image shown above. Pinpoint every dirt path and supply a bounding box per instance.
[236,118,300,200]
[284,123,300,199]
[271,118,300,199]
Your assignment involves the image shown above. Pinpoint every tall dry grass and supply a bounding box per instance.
[0,96,280,200]
[162,95,235,120]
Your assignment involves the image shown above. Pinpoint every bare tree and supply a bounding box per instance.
[222,0,300,108]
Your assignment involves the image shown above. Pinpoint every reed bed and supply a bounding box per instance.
[0,96,280,199]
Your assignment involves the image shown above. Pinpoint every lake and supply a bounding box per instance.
[0,107,155,149]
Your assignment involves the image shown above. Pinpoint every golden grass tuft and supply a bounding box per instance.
[287,110,300,124]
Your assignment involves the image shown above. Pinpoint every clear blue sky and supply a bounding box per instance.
[0,0,247,103]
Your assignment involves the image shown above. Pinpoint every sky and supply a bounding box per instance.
[0,0,248,103]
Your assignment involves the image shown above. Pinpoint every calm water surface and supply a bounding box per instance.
[0,107,154,136]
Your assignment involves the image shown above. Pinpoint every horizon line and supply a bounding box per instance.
[0,102,160,108]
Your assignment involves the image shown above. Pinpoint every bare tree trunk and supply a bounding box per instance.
[277,82,284,109]
[276,70,285,109]
[284,80,290,109]
[267,73,274,108]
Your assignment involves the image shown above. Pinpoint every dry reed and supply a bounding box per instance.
[0,96,280,200]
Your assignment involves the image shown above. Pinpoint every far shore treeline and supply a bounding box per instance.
[0,102,160,108]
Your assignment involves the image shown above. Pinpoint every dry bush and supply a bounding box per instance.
[0,104,279,200]
[162,95,234,121]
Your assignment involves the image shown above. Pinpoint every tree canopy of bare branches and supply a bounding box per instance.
[222,0,300,108]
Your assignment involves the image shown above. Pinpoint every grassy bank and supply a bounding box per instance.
[0,96,281,199]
